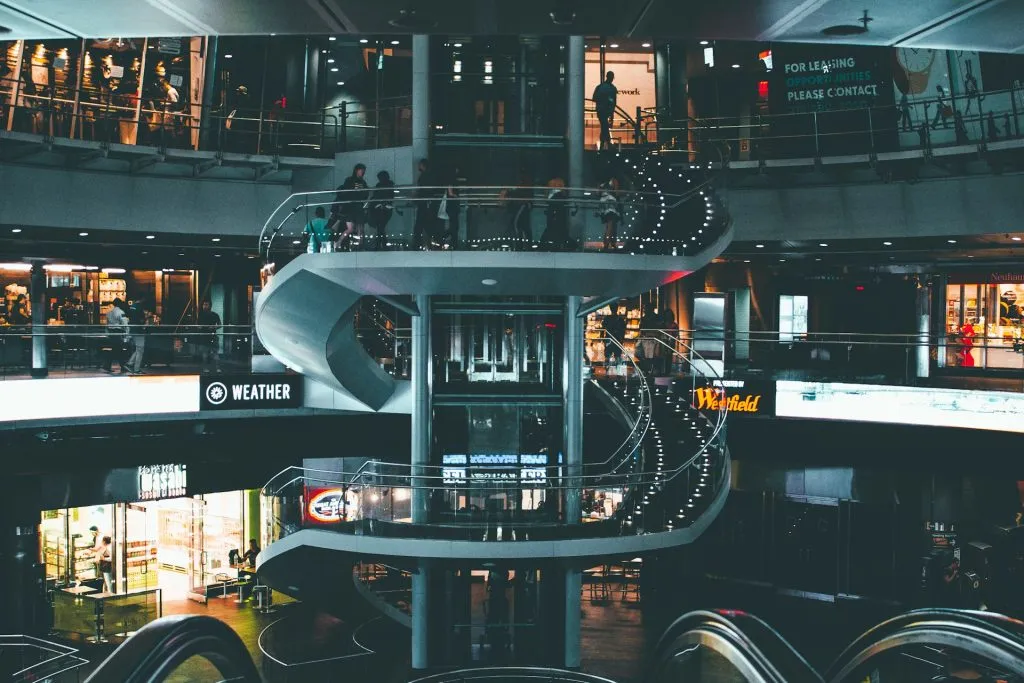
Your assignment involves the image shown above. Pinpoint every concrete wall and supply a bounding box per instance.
[729,173,1024,242]
[335,146,415,186]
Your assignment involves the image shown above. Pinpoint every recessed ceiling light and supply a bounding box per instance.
[815,257,822,261]
[223,54,233,59]
[146,235,155,240]
[211,237,221,242]
[329,36,337,41]
[1012,236,1022,241]
[743,259,750,263]
[967,255,974,258]
[947,239,957,244]
[732,64,740,69]
[79,232,89,237]
[818,243,828,247]
[699,40,709,46]
[359,39,369,44]
[391,40,400,45]
[755,243,764,248]
[481,278,498,286]
[778,258,786,262]
[331,67,339,72]
[641,42,652,48]
[337,81,345,86]
[883,241,892,246]
[609,43,619,48]
[11,228,21,233]
[327,58,335,63]
[178,253,185,257]
[292,240,301,245]
[214,254,222,258]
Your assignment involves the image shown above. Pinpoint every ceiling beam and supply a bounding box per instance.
[891,0,1005,47]
[757,0,834,41]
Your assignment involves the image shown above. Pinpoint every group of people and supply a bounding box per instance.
[102,298,221,374]
[303,158,626,253]
[602,305,678,375]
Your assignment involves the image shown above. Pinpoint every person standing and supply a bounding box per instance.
[303,206,331,253]
[443,165,464,249]
[660,307,677,375]
[541,177,571,250]
[592,71,617,151]
[599,178,621,251]
[505,169,534,247]
[126,298,149,375]
[367,170,397,249]
[103,298,129,373]
[413,159,441,249]
[639,306,660,375]
[602,307,626,367]
[95,536,113,593]
[197,300,221,372]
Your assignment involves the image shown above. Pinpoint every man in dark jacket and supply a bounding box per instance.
[413,158,440,249]
[331,163,369,249]
[592,71,617,151]
[368,170,397,249]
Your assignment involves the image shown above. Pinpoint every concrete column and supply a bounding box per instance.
[411,563,430,669]
[198,36,218,149]
[563,296,583,525]
[916,279,931,379]
[412,35,431,177]
[567,36,585,238]
[564,567,582,668]
[30,262,47,378]
[411,294,431,524]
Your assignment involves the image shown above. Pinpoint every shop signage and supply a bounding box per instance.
[690,380,776,417]
[306,488,346,523]
[199,374,303,411]
[138,464,187,501]
[157,38,182,55]
[441,453,549,484]
[771,45,891,115]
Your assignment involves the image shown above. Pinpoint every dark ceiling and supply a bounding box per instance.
[1,0,1023,53]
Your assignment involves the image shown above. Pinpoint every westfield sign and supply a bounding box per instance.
[690,380,775,416]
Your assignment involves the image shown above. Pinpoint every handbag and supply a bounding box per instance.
[437,195,449,221]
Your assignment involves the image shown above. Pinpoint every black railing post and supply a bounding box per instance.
[635,105,642,144]
[339,101,348,153]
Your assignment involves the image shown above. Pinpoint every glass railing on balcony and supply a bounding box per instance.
[0,75,411,159]
[0,634,89,683]
[646,86,1024,162]
[261,335,729,546]
[0,324,253,380]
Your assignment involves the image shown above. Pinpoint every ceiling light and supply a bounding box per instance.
[732,63,740,69]
[818,243,828,247]
[882,241,892,246]
[699,40,709,45]
[0,263,31,271]
[292,240,301,245]
[1013,236,1022,242]
[642,42,652,48]
[337,81,345,86]
[214,254,222,258]
[755,243,764,248]
[743,259,750,263]
[11,228,22,233]
[481,278,498,286]
[609,43,619,49]
[102,267,126,274]
[331,67,339,72]
[145,235,155,240]
[327,58,335,63]
[359,39,369,44]
[453,42,463,48]
[391,40,401,45]
[178,253,185,257]
[329,36,337,41]
[947,239,957,244]
[44,264,83,272]
[223,54,233,59]
[211,237,221,242]
[778,258,786,262]
[79,232,89,237]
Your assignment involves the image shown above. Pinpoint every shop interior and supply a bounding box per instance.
[945,281,1024,370]
[42,489,262,637]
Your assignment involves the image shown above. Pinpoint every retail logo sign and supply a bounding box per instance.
[199,374,303,411]
[138,464,187,501]
[690,380,775,417]
[306,488,347,524]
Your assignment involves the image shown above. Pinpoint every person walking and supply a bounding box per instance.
[602,306,626,368]
[660,307,677,375]
[599,178,621,251]
[126,298,149,375]
[303,206,331,253]
[442,165,464,249]
[332,163,369,250]
[639,306,660,376]
[592,71,617,151]
[197,300,221,372]
[95,536,114,593]
[541,177,571,250]
[505,169,534,247]
[103,298,129,373]
[931,85,951,130]
[413,158,440,249]
[367,170,397,249]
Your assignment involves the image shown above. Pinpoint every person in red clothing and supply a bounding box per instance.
[960,320,975,367]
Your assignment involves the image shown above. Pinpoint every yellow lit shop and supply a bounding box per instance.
[943,273,1024,370]
[41,465,265,640]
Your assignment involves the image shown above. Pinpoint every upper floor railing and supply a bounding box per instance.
[0,74,410,159]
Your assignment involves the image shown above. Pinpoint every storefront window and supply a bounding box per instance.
[779,294,808,342]
[945,281,1024,370]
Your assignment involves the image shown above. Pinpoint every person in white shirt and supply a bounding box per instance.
[103,298,129,373]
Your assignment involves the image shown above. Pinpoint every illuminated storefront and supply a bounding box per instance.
[944,274,1024,370]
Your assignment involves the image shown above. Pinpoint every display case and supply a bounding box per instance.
[584,302,641,363]
[71,534,99,584]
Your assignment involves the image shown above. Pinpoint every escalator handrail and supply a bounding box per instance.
[825,608,1024,682]
[410,666,620,683]
[83,614,261,683]
[650,610,823,683]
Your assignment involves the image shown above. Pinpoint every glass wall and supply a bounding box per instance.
[945,280,1024,370]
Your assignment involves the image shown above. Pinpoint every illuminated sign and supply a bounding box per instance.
[200,374,303,410]
[306,488,346,523]
[690,380,775,416]
[137,464,187,501]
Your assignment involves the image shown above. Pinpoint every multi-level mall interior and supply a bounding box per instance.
[3,1,1024,681]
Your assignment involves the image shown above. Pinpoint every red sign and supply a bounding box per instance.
[304,487,347,524]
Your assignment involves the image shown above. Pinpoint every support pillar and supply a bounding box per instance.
[411,294,431,524]
[916,278,931,380]
[412,35,431,178]
[564,567,582,669]
[563,296,583,525]
[198,36,219,149]
[412,564,430,669]
[30,261,47,378]
[567,36,585,239]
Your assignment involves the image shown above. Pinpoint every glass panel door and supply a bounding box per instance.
[124,503,156,592]
[187,498,207,603]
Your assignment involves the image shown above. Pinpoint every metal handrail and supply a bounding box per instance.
[409,667,620,683]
